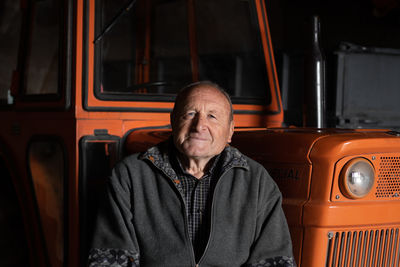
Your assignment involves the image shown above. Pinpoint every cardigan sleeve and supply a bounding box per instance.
[87,162,140,267]
[243,169,296,267]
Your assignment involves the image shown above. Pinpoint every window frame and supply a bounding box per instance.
[12,0,73,111]
[83,0,282,118]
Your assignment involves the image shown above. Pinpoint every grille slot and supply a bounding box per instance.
[326,228,400,267]
[376,157,400,198]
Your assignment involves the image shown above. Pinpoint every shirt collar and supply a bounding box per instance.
[140,137,249,176]
[169,140,221,178]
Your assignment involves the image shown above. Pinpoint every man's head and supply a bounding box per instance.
[170,81,234,162]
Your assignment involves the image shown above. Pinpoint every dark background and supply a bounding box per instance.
[266,0,400,128]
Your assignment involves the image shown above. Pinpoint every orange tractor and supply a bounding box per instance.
[0,0,399,266]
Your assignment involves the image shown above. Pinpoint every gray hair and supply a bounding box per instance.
[171,81,234,122]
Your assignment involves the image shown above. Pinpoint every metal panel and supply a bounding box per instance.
[376,156,400,198]
[326,228,400,267]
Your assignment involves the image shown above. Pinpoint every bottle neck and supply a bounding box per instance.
[311,15,321,45]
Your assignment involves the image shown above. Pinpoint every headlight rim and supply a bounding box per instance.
[339,157,376,199]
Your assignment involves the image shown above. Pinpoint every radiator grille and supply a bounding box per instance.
[326,229,400,267]
[376,157,400,198]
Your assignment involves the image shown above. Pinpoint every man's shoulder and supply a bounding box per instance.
[112,153,144,172]
[115,140,169,170]
[228,146,278,186]
[225,145,265,171]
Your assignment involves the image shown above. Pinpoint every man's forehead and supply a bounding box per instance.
[181,101,227,113]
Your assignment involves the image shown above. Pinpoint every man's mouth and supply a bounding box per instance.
[187,135,208,141]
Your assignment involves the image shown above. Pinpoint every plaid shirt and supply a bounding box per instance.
[170,148,221,262]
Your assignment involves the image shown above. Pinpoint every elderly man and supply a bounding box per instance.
[88,81,295,267]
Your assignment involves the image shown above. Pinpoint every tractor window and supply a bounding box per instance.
[24,0,61,96]
[195,0,270,102]
[94,0,271,104]
[28,140,65,267]
[0,0,21,105]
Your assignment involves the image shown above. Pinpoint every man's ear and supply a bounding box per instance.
[227,121,234,143]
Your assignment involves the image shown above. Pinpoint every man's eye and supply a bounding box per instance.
[184,112,195,118]
[208,114,217,119]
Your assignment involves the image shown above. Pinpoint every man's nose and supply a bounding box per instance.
[191,114,207,131]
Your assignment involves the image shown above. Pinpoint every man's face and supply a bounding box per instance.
[171,86,234,162]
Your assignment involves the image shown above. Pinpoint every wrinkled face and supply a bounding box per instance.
[171,86,234,162]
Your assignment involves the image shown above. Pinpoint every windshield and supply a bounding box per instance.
[94,0,271,105]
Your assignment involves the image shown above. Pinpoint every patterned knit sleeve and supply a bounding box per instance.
[88,248,139,267]
[244,256,296,267]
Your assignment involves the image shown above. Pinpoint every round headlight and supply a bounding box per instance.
[339,158,375,199]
